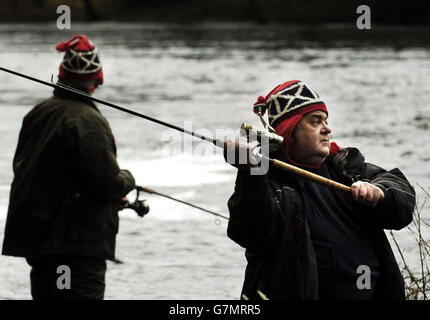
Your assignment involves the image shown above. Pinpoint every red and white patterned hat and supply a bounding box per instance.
[55,34,103,86]
[253,80,340,168]
[253,80,327,127]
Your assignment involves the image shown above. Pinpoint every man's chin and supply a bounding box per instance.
[319,142,330,152]
[318,148,330,158]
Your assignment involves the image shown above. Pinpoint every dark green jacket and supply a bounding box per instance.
[227,146,415,300]
[2,83,135,261]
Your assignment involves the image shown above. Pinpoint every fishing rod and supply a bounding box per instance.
[0,66,352,193]
[0,66,216,145]
[124,185,228,220]
[137,186,229,220]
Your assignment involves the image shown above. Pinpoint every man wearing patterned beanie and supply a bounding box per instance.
[55,34,104,93]
[2,35,135,300]
[225,80,416,300]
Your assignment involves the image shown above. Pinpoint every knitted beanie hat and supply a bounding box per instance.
[253,80,340,169]
[253,80,327,127]
[55,34,103,86]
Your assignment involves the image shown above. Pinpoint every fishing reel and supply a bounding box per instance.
[230,103,285,167]
[240,123,283,146]
[125,186,150,218]
[241,100,284,146]
[237,96,286,160]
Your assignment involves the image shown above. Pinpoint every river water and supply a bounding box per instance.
[0,23,429,299]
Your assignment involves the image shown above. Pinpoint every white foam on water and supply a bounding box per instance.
[119,152,236,188]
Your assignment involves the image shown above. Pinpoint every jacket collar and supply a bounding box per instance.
[327,147,365,185]
[53,80,98,110]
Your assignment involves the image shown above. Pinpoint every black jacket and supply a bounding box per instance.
[2,82,135,261]
[227,146,415,300]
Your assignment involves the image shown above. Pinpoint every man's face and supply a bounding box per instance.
[288,110,331,166]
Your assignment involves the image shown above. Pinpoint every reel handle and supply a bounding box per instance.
[125,186,150,217]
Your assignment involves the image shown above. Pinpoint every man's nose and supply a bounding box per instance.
[322,123,331,135]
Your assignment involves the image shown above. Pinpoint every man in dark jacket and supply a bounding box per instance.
[2,35,136,300]
[226,80,415,300]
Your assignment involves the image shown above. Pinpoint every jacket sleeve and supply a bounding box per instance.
[67,111,136,200]
[362,163,415,230]
[227,169,282,251]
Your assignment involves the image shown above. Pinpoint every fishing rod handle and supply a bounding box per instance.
[220,139,351,193]
[271,159,352,193]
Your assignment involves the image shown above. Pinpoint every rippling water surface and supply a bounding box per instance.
[0,23,429,299]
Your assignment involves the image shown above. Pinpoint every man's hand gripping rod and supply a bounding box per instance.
[235,123,352,193]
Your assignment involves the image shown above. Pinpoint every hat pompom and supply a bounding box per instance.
[55,41,71,52]
[55,34,95,53]
[253,95,267,115]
